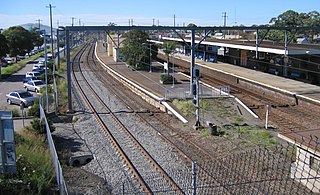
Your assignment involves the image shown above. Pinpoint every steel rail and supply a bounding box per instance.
[84,43,184,194]
[73,43,184,194]
[71,44,153,194]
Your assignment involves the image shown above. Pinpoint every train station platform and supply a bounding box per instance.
[95,43,226,102]
[95,42,320,107]
[172,52,320,103]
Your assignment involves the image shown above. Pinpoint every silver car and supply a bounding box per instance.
[24,80,46,93]
[6,90,36,108]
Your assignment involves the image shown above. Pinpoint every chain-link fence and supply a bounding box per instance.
[39,104,68,195]
[107,136,320,194]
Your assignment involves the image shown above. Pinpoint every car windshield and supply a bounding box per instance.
[34,81,44,86]
[19,91,33,98]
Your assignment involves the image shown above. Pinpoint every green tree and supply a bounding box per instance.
[267,10,320,43]
[3,26,34,56]
[187,23,197,28]
[121,30,149,70]
[30,29,43,49]
[0,33,8,57]
[162,41,177,76]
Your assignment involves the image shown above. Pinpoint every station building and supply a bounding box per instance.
[162,37,320,85]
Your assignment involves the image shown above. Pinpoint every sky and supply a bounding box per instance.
[0,0,319,29]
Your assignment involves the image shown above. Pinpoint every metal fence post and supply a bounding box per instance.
[192,161,197,195]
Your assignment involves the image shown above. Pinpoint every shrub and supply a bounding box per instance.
[160,74,174,84]
[28,118,55,134]
[28,99,40,117]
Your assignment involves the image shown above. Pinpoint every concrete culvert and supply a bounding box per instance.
[72,160,80,167]
[86,158,92,164]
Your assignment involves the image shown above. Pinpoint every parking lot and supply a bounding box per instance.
[0,59,43,131]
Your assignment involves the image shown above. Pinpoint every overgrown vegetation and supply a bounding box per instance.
[27,99,40,117]
[0,125,55,194]
[27,118,55,134]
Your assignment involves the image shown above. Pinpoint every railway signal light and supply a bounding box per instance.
[194,66,200,78]
[192,82,197,96]
[192,97,197,105]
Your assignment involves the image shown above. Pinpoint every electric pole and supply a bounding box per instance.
[152,18,155,26]
[79,19,81,26]
[174,14,176,27]
[47,4,57,112]
[222,12,227,27]
[47,4,55,58]
[35,19,42,31]
[71,17,75,26]
[222,12,227,39]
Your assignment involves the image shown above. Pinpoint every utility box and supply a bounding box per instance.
[0,111,17,174]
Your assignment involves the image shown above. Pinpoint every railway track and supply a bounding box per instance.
[90,42,276,194]
[65,41,314,194]
[71,43,184,194]
[158,54,320,132]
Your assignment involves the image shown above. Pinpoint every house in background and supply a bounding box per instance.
[278,129,320,193]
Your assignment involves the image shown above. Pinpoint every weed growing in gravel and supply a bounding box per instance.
[173,99,211,117]
[173,99,195,116]
[200,128,210,137]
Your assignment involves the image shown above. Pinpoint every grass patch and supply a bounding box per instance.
[1,52,44,79]
[172,99,211,117]
[233,125,278,147]
[173,99,195,116]
[200,128,211,137]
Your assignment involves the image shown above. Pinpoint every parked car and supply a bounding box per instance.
[32,63,46,70]
[23,76,38,83]
[32,68,45,74]
[6,90,36,108]
[24,80,46,93]
[4,57,13,65]
[25,71,41,78]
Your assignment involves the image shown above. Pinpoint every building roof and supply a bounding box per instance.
[162,37,320,55]
[278,129,320,156]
